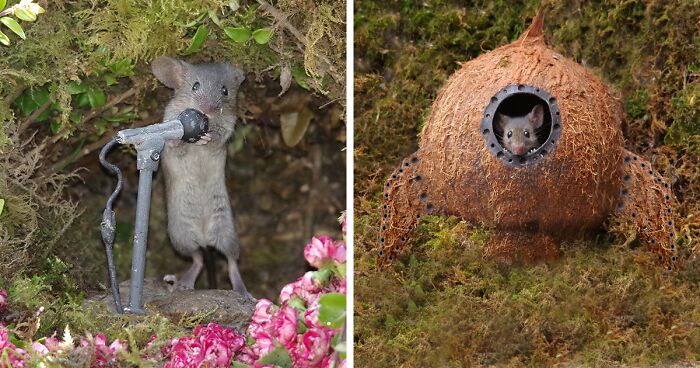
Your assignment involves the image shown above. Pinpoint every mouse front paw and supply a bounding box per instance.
[195,133,212,145]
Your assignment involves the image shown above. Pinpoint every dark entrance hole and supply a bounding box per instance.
[480,84,562,168]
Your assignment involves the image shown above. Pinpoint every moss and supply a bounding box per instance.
[356,221,700,366]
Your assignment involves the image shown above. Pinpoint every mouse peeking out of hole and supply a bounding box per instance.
[151,56,252,299]
[495,104,544,156]
[377,10,679,272]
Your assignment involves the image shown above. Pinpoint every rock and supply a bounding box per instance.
[88,278,255,328]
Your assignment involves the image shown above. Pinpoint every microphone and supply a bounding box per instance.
[117,108,209,146]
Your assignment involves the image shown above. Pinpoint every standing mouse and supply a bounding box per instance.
[495,104,544,156]
[151,56,249,296]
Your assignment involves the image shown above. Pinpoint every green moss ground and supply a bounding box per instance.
[355,0,700,366]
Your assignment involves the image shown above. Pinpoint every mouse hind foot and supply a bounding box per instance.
[226,256,254,300]
[164,249,203,291]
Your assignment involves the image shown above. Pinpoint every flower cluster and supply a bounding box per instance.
[0,324,127,368]
[161,323,246,367]
[0,325,28,368]
[0,214,347,368]
[79,333,128,367]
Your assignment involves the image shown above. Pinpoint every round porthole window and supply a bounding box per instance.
[480,84,562,168]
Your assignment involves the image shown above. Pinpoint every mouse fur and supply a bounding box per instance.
[152,56,249,295]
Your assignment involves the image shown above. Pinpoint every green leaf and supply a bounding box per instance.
[313,268,331,284]
[31,88,50,106]
[35,107,51,123]
[184,12,207,28]
[94,120,107,136]
[224,27,251,43]
[104,74,118,86]
[318,293,346,329]
[49,122,60,135]
[252,28,273,44]
[208,10,222,27]
[292,66,310,90]
[186,24,208,54]
[257,345,292,368]
[280,107,313,147]
[69,111,83,124]
[87,87,106,108]
[0,198,5,216]
[1,17,25,39]
[286,295,306,313]
[231,362,249,368]
[0,0,6,12]
[67,82,88,95]
[107,58,134,77]
[14,8,36,22]
[0,30,9,46]
[75,93,90,108]
[104,111,136,123]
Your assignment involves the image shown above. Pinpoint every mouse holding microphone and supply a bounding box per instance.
[151,56,249,297]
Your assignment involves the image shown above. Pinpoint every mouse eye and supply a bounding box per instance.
[506,131,512,139]
[524,130,530,138]
[192,82,200,91]
[221,86,228,96]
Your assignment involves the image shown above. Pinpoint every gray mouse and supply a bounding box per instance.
[495,104,544,156]
[151,56,248,296]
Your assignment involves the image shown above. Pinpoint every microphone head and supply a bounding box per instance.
[179,109,209,143]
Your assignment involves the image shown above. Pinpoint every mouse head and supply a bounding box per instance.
[152,56,245,118]
[495,104,544,156]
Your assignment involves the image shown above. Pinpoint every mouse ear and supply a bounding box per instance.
[494,113,506,131]
[224,63,245,89]
[152,56,189,89]
[529,104,544,129]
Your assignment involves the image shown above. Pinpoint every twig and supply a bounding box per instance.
[255,0,342,84]
[0,5,19,17]
[255,0,308,46]
[50,83,145,144]
[18,99,52,135]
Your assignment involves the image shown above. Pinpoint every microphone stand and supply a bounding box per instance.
[99,109,208,314]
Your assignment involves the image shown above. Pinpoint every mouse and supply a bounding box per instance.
[494,104,544,156]
[151,56,250,297]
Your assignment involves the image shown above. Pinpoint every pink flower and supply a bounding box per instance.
[331,277,346,295]
[304,305,320,328]
[279,283,295,303]
[331,242,346,264]
[272,304,298,350]
[304,236,334,268]
[163,323,246,368]
[292,327,334,368]
[0,289,7,315]
[31,337,60,355]
[249,331,275,358]
[80,333,128,367]
[1,325,28,367]
[252,299,275,325]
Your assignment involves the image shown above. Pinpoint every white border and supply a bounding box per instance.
[345,0,354,365]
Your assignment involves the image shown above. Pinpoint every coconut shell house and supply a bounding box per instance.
[377,11,679,271]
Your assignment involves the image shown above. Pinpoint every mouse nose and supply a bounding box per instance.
[515,146,526,155]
